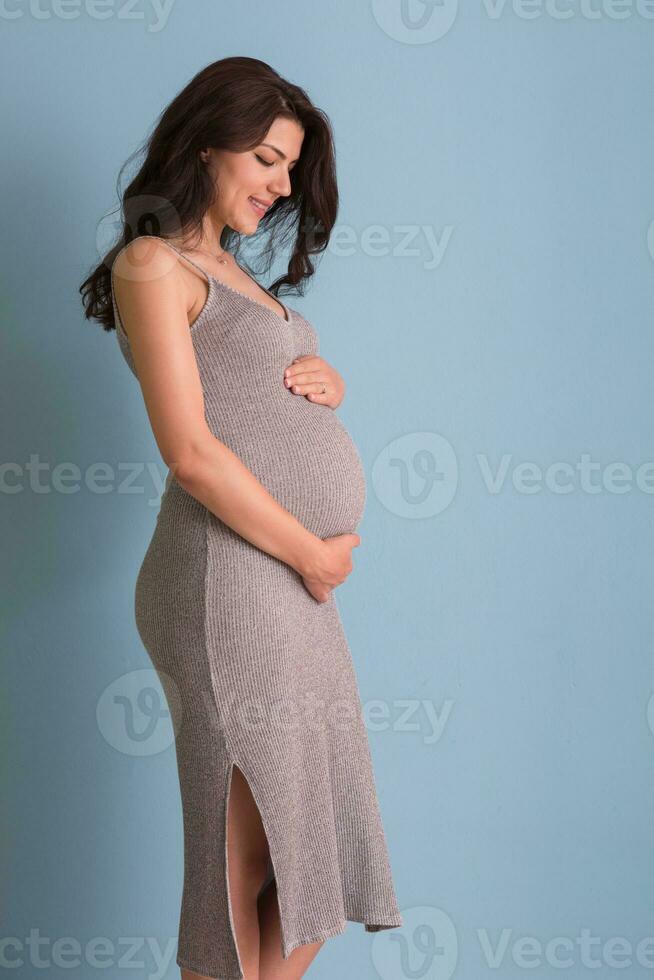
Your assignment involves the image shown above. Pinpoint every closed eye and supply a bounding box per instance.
[255,152,297,172]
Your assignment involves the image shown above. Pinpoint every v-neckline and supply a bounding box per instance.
[172,240,291,324]
[205,262,291,324]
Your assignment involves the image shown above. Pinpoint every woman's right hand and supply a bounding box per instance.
[299,533,361,603]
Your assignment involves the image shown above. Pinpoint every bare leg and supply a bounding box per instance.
[181,763,271,980]
[257,878,324,979]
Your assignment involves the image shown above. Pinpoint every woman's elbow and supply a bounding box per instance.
[166,432,218,487]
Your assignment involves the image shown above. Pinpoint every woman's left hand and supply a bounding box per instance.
[283,355,345,408]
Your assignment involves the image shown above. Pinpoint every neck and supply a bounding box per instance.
[177,213,226,255]
[197,212,226,253]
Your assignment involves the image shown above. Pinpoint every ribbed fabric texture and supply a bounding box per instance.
[111,236,403,980]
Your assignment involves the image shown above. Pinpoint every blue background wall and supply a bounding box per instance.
[3,1,654,978]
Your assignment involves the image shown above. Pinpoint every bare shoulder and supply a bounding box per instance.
[112,236,184,291]
[111,237,191,339]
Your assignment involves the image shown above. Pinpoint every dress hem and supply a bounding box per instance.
[283,912,404,954]
[176,912,404,978]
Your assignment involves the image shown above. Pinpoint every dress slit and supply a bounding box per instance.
[225,759,288,974]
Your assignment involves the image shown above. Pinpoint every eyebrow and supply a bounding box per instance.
[260,142,299,165]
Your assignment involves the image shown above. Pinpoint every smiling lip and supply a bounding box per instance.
[249,196,272,216]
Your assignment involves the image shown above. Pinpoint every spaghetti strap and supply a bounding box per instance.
[113,234,291,325]
[131,234,212,285]
[110,235,216,348]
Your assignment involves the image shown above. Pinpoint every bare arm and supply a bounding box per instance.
[112,238,325,579]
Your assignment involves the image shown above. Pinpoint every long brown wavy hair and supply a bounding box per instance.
[80,56,338,332]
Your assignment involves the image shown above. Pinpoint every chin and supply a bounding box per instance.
[233,211,260,234]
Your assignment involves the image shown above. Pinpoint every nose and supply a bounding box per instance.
[268,168,293,199]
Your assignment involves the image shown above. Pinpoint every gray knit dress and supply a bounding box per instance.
[111,235,403,980]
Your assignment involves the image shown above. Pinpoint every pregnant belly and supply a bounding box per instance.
[227,399,367,539]
[282,404,367,538]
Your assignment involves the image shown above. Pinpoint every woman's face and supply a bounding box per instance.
[203,116,305,233]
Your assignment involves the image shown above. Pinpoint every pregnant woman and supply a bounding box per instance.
[81,56,402,980]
